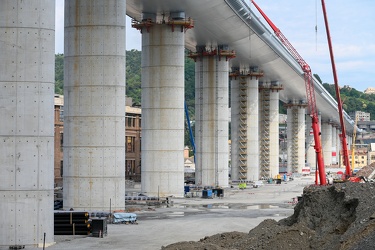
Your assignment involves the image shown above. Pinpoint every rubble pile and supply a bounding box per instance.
[162,182,375,250]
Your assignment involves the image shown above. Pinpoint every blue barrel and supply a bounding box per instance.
[184,186,190,194]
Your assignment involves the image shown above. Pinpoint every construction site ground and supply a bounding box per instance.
[22,175,375,250]
[19,176,310,250]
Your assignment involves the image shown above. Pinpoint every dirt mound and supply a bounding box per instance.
[356,162,375,179]
[162,183,375,250]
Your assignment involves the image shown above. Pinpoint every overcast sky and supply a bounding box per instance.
[55,0,375,92]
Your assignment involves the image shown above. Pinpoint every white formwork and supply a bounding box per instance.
[321,122,333,166]
[195,55,229,187]
[63,0,126,210]
[141,24,185,197]
[0,0,55,247]
[231,77,259,181]
[287,105,306,173]
[269,89,280,178]
[246,78,260,181]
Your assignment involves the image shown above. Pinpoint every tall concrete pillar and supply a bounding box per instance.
[305,114,315,168]
[286,102,306,173]
[135,13,193,197]
[259,82,282,179]
[321,122,333,166]
[230,77,240,181]
[230,68,262,182]
[332,125,337,165]
[0,1,55,247]
[193,46,234,187]
[63,0,126,210]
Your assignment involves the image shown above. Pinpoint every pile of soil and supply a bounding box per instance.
[162,182,375,250]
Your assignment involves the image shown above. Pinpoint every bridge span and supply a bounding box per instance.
[127,0,355,129]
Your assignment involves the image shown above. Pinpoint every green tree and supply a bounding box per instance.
[126,49,142,105]
[55,54,64,94]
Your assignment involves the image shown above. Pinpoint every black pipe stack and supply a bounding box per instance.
[54,211,91,235]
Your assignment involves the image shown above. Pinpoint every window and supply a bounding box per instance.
[126,136,135,152]
[59,106,64,122]
[60,132,63,152]
[60,160,63,177]
[127,116,135,127]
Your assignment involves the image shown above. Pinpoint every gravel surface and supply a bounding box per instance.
[162,182,375,250]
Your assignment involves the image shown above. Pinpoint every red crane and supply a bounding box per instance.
[251,0,327,185]
[321,0,351,178]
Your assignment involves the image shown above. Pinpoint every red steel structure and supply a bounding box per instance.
[251,0,327,184]
[321,0,351,178]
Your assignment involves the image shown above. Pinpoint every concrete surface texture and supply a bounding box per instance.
[287,105,306,173]
[140,20,186,198]
[21,177,314,250]
[269,87,280,177]
[321,122,333,165]
[195,51,229,187]
[0,0,55,247]
[230,76,260,182]
[63,0,126,211]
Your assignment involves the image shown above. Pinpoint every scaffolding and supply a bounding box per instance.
[259,88,270,179]
[238,76,248,181]
[230,69,263,181]
[132,17,194,33]
[292,108,299,173]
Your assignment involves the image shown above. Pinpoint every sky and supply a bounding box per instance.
[55,0,375,92]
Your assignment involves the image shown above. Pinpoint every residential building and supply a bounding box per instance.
[350,111,370,122]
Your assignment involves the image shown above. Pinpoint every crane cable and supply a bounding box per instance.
[315,0,318,51]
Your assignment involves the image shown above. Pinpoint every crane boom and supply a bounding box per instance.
[321,0,351,178]
[251,0,327,185]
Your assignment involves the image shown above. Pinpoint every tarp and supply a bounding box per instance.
[113,213,137,224]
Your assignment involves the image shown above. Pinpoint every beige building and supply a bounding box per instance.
[364,87,375,94]
[350,111,370,121]
[54,96,142,186]
[348,148,368,169]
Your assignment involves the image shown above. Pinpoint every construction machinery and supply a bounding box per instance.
[320,0,351,178]
[184,101,196,163]
[251,0,327,185]
[351,114,359,172]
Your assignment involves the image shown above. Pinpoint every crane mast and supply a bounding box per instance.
[251,0,327,185]
[321,0,351,178]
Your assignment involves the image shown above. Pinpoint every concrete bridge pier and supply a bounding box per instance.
[0,1,55,247]
[230,68,261,182]
[63,0,126,210]
[134,13,193,197]
[192,45,234,187]
[305,114,315,168]
[332,125,338,164]
[259,81,283,179]
[286,101,307,173]
[336,127,341,164]
[321,122,333,167]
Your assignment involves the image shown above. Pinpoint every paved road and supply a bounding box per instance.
[24,177,314,250]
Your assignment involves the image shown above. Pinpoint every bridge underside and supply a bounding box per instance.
[126,0,354,132]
